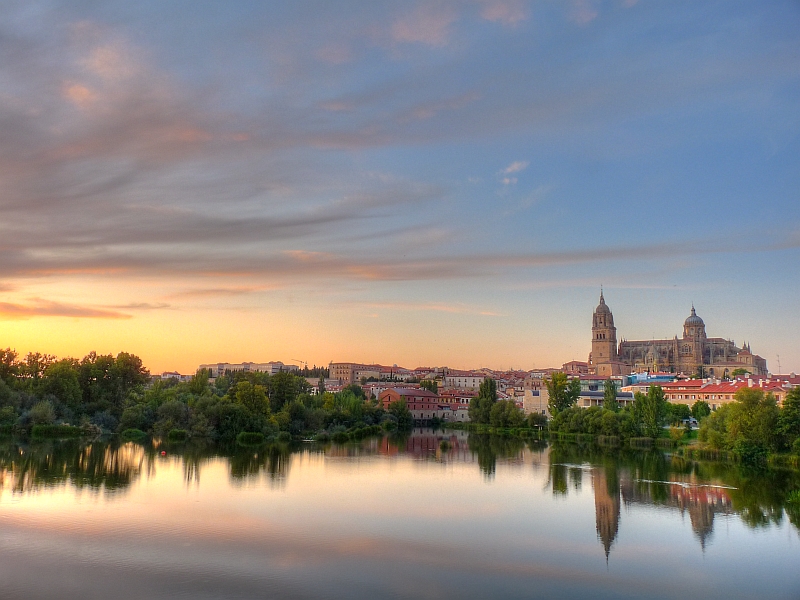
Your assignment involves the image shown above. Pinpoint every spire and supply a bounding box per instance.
[691,303,696,316]
[599,287,605,305]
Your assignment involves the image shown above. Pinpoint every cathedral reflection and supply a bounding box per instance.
[588,459,734,557]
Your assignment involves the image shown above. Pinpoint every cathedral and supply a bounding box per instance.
[589,291,768,377]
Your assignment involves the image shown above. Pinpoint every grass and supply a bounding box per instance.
[236,431,265,446]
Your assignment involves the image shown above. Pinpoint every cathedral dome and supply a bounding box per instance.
[595,291,611,315]
[684,305,704,327]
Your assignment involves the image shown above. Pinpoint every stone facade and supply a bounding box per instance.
[589,293,768,377]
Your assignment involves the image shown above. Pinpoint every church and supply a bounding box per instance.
[589,292,768,377]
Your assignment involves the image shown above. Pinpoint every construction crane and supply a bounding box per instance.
[292,358,308,370]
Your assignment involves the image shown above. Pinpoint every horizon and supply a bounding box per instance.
[1,1,798,374]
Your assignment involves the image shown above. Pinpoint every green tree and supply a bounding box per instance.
[636,385,667,438]
[234,381,270,417]
[691,400,711,420]
[29,400,56,425]
[388,399,413,430]
[603,379,618,412]
[727,388,779,461]
[489,399,524,428]
[778,388,800,451]
[420,379,438,394]
[468,378,498,424]
[731,368,751,378]
[0,349,19,385]
[188,369,210,396]
[41,359,82,414]
[544,373,580,416]
[667,402,691,424]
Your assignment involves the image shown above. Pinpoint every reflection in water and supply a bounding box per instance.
[0,432,798,561]
[0,439,148,494]
[593,467,620,560]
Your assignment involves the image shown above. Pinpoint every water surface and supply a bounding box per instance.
[0,430,798,599]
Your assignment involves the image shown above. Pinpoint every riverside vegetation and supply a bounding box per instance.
[463,372,800,468]
[0,348,411,443]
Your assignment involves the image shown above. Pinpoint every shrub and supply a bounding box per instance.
[668,425,685,443]
[236,431,265,446]
[29,401,55,425]
[31,424,83,438]
[121,428,147,441]
[630,437,654,449]
[167,428,188,442]
[276,431,292,443]
[331,431,350,443]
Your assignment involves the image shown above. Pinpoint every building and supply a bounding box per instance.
[442,370,486,390]
[328,362,414,385]
[378,387,469,423]
[589,292,768,377]
[198,361,298,378]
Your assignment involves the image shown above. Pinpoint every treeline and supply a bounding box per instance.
[699,387,800,464]
[467,379,547,428]
[0,348,404,442]
[544,370,800,465]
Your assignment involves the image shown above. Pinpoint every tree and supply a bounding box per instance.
[691,400,711,420]
[41,359,82,413]
[0,349,19,385]
[544,373,580,416]
[726,388,779,461]
[489,400,524,428]
[388,399,413,430]
[778,387,800,451]
[234,381,270,417]
[732,368,751,378]
[468,378,498,424]
[420,379,438,394]
[268,372,296,412]
[636,385,667,438]
[29,400,55,425]
[603,379,618,412]
[188,369,210,396]
[667,403,691,424]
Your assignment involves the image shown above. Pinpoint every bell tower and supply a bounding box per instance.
[592,290,619,376]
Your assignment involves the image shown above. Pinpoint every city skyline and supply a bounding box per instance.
[1,1,798,373]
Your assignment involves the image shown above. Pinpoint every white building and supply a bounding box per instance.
[198,361,299,378]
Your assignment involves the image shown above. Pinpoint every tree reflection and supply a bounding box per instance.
[544,442,800,556]
[467,433,525,479]
[0,439,145,493]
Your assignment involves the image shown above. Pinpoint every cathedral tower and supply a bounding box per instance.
[592,291,619,376]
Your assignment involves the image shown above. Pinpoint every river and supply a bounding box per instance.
[0,429,798,599]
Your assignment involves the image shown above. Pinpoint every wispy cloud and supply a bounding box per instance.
[502,184,553,215]
[499,160,529,185]
[569,0,598,25]
[390,5,458,47]
[479,0,528,26]
[0,299,131,320]
[350,301,507,316]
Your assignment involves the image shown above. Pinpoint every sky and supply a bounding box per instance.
[0,0,798,374]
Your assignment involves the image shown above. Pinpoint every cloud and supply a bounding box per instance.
[502,160,529,174]
[569,0,598,25]
[0,299,131,320]
[390,5,458,47]
[350,301,507,316]
[479,0,528,26]
[166,287,267,299]
[108,302,170,310]
[502,184,553,215]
